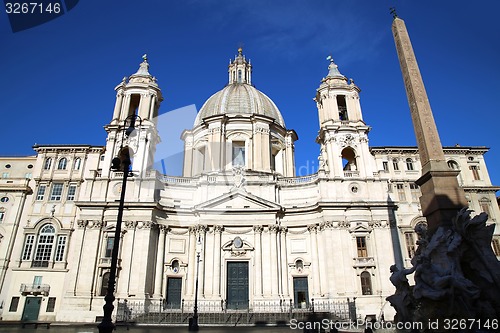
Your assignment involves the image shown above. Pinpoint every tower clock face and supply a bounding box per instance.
[233,237,243,249]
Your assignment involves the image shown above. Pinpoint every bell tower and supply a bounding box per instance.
[102,55,163,177]
[314,57,375,178]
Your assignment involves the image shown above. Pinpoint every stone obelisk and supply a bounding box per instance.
[392,15,467,232]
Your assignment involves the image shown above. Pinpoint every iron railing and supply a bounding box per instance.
[115,298,353,325]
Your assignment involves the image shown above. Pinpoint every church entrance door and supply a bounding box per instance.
[293,277,309,309]
[226,261,249,309]
[165,277,182,309]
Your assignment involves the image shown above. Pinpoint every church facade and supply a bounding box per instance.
[0,49,498,324]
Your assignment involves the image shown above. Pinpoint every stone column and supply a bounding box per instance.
[324,222,336,296]
[392,17,467,231]
[308,224,321,296]
[262,227,272,296]
[213,225,223,297]
[318,222,330,296]
[112,92,124,121]
[325,136,337,178]
[153,225,167,298]
[279,226,290,297]
[197,225,207,296]
[120,94,131,120]
[186,226,197,296]
[204,227,214,297]
[284,134,295,177]
[253,225,263,297]
[269,225,279,297]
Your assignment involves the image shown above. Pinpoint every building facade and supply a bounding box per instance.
[0,50,499,323]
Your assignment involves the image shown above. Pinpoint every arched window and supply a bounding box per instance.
[479,198,491,216]
[392,158,399,171]
[100,272,110,296]
[21,223,67,267]
[73,158,81,170]
[360,271,372,295]
[237,70,242,83]
[57,158,67,170]
[406,158,414,171]
[447,160,463,185]
[447,160,459,170]
[341,147,357,173]
[44,158,52,170]
[33,224,55,267]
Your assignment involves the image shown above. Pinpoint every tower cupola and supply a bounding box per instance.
[103,55,163,178]
[228,47,252,85]
[111,55,163,124]
[315,57,362,125]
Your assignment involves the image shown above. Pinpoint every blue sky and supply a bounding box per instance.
[1,1,499,185]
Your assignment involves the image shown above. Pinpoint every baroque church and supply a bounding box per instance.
[0,48,499,324]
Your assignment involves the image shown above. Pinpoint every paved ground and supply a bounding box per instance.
[0,325,293,333]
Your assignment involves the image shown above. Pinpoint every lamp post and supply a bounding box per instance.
[98,115,141,333]
[189,235,202,331]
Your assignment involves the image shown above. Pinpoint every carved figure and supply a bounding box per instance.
[387,208,500,328]
[386,264,415,323]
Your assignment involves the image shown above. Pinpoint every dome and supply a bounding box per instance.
[194,48,285,127]
[194,83,285,127]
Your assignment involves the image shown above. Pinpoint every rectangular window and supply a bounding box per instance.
[382,161,388,172]
[397,183,406,202]
[34,234,54,263]
[55,235,67,262]
[33,276,42,285]
[46,297,56,312]
[492,238,500,257]
[9,297,20,312]
[25,173,32,179]
[232,142,245,167]
[0,211,4,222]
[105,237,114,258]
[405,233,416,258]
[356,236,368,257]
[410,183,420,202]
[67,185,76,201]
[469,165,480,180]
[36,185,46,201]
[50,183,63,201]
[22,234,35,260]
[2,172,9,178]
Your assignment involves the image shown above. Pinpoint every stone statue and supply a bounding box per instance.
[387,208,500,331]
[386,264,415,323]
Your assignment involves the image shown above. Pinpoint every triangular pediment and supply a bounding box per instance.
[349,222,372,234]
[194,189,282,213]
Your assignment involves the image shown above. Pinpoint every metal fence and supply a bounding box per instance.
[115,298,354,325]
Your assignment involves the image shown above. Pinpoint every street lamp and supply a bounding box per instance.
[189,234,202,331]
[98,115,141,333]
